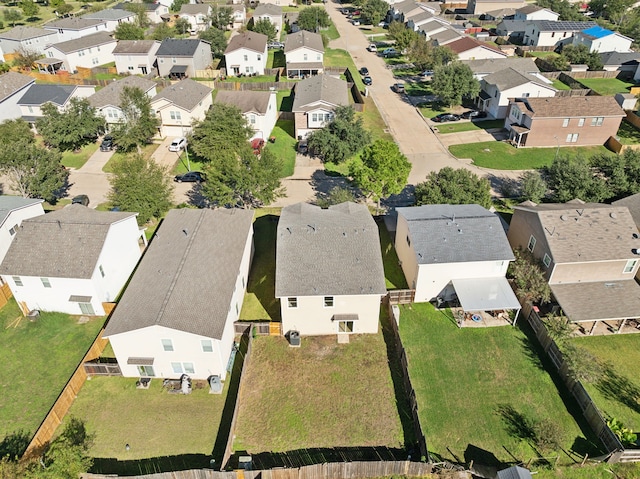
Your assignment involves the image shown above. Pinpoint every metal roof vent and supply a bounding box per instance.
[610,212,617,219]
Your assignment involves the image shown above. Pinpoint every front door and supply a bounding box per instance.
[337,320,354,333]
[140,66,148,75]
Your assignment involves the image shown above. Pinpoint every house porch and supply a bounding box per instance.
[286,62,323,79]
[572,318,640,336]
[35,58,64,74]
[450,307,514,328]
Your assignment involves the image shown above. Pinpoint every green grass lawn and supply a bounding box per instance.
[616,120,640,145]
[322,23,340,40]
[405,81,433,97]
[239,208,281,322]
[61,142,99,169]
[436,119,505,134]
[0,299,104,441]
[551,79,571,91]
[377,218,407,289]
[234,75,277,83]
[449,142,612,170]
[418,101,450,120]
[277,89,294,111]
[577,77,637,96]
[362,96,393,142]
[324,48,366,92]
[572,334,640,432]
[528,51,560,59]
[264,120,296,177]
[232,333,405,454]
[399,303,600,465]
[535,462,640,479]
[102,143,161,173]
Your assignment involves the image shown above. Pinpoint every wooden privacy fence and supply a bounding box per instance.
[83,358,122,376]
[24,328,109,457]
[234,321,282,336]
[214,81,295,91]
[0,282,13,309]
[387,290,415,305]
[83,460,437,479]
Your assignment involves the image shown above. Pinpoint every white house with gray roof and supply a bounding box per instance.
[276,202,387,338]
[43,17,109,42]
[395,205,520,315]
[80,8,136,32]
[150,78,213,137]
[88,76,157,127]
[215,90,277,140]
[0,26,59,61]
[179,4,212,33]
[292,74,349,138]
[113,39,160,75]
[224,31,268,77]
[113,2,169,24]
[0,71,35,122]
[253,4,283,32]
[18,83,95,127]
[0,205,144,316]
[0,197,44,266]
[284,30,324,78]
[104,208,254,381]
[156,38,212,78]
[44,32,117,73]
[523,20,594,47]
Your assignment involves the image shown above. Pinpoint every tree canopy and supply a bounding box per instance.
[361,0,388,26]
[407,39,454,71]
[432,62,480,107]
[199,27,227,58]
[150,22,176,41]
[415,167,491,208]
[306,106,371,164]
[110,86,160,153]
[20,0,39,19]
[559,44,603,71]
[108,153,174,225]
[297,6,331,31]
[545,155,611,203]
[190,103,255,161]
[174,17,192,35]
[210,5,233,29]
[388,21,419,52]
[36,98,105,151]
[251,18,277,41]
[519,170,547,203]
[114,22,145,40]
[508,248,551,304]
[3,9,22,27]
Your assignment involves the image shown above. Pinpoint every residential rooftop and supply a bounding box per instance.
[284,30,323,53]
[292,74,349,112]
[483,67,553,91]
[225,31,267,54]
[45,17,106,30]
[532,20,595,31]
[151,78,212,111]
[0,26,54,40]
[157,38,206,57]
[18,84,77,106]
[0,72,34,103]
[113,39,159,55]
[514,95,625,118]
[48,32,115,54]
[0,197,43,227]
[88,76,157,109]
[215,90,273,114]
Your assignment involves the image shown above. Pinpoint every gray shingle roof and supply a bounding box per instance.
[151,78,212,111]
[550,281,640,322]
[275,202,386,297]
[157,38,204,57]
[497,466,533,479]
[464,57,538,74]
[113,39,159,54]
[103,208,254,339]
[0,72,34,103]
[88,76,157,109]
[516,5,542,14]
[179,4,210,15]
[284,30,324,54]
[0,196,43,227]
[81,8,135,21]
[613,193,640,227]
[599,51,640,66]
[291,74,349,112]
[113,2,162,12]
[49,32,116,54]
[482,67,552,90]
[215,90,272,114]
[407,10,434,23]
[394,0,420,14]
[397,204,515,264]
[496,19,529,32]
[429,28,463,43]
[0,204,137,279]
[225,31,268,54]
[18,84,76,106]
[0,26,54,40]
[45,17,106,30]
[254,4,282,16]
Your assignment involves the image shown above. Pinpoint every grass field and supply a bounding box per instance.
[398,303,600,465]
[551,79,571,91]
[61,142,99,169]
[449,142,612,170]
[616,120,640,145]
[265,120,297,177]
[436,119,504,134]
[377,218,408,289]
[232,333,405,454]
[535,462,640,479]
[577,77,637,96]
[405,81,433,97]
[572,334,640,432]
[0,299,104,441]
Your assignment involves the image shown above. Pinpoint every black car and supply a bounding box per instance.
[461,110,488,119]
[71,195,89,206]
[359,67,369,76]
[363,76,372,86]
[100,135,114,152]
[174,171,206,183]
[432,113,461,123]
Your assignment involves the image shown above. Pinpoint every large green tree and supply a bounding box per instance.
[20,0,38,19]
[388,21,418,52]
[545,155,611,203]
[407,39,454,70]
[306,105,372,164]
[108,153,174,225]
[415,167,491,208]
[199,27,227,58]
[114,22,145,40]
[3,9,22,27]
[349,139,411,209]
[210,5,233,29]
[251,18,277,41]
[589,0,634,25]
[174,17,192,35]
[36,98,105,151]
[170,0,189,13]
[125,2,151,28]
[150,22,175,41]
[560,44,603,71]
[297,6,331,31]
[11,46,40,71]
[432,62,480,107]
[520,170,547,202]
[190,102,254,160]
[536,0,583,21]
[361,0,388,26]
[110,86,160,153]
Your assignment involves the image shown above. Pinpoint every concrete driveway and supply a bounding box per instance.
[151,136,194,204]
[67,147,114,207]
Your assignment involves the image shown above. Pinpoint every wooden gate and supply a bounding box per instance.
[387,290,415,305]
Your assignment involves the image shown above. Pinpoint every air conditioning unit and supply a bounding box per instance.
[288,330,300,347]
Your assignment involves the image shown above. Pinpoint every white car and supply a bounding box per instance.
[367,43,377,52]
[168,137,187,152]
[351,19,360,26]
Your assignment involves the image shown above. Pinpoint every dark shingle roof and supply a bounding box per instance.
[113,39,159,54]
[483,67,552,90]
[45,17,106,30]
[0,26,54,40]
[254,4,282,16]
[88,76,157,109]
[0,197,43,227]
[103,208,254,339]
[179,4,210,15]
[397,204,515,264]
[48,32,116,54]
[284,30,324,54]
[157,38,204,57]
[275,202,386,297]
[518,95,625,118]
[113,2,162,12]
[18,84,77,106]
[81,8,135,21]
[151,78,212,111]
[291,74,349,112]
[225,31,268,54]
[599,51,640,66]
[0,204,137,279]
[215,90,272,114]
[516,5,542,14]
[0,72,34,103]
[613,192,640,227]
[464,57,538,74]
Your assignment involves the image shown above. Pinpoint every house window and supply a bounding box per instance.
[624,259,638,273]
[562,118,569,127]
[312,113,318,122]
[257,54,261,61]
[12,276,23,287]
[303,53,308,61]
[8,224,17,236]
[170,111,181,120]
[578,118,585,127]
[92,58,99,65]
[171,362,183,374]
[162,339,174,351]
[287,297,297,308]
[338,320,354,333]
[249,114,256,124]
[566,133,578,143]
[543,253,551,268]
[99,265,105,278]
[242,276,245,288]
[591,117,604,126]
[324,296,334,307]
[172,57,177,63]
[41,277,51,288]
[406,235,411,247]
[184,362,195,374]
[201,339,214,352]
[28,106,33,113]
[521,92,530,98]
[128,66,134,71]
[316,54,321,60]
[235,303,239,315]
[79,303,95,315]
[78,50,85,57]
[527,235,536,252]
[160,58,164,63]
[137,365,155,376]
[243,54,248,61]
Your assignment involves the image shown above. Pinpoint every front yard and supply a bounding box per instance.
[61,142,99,169]
[0,299,104,441]
[436,119,505,134]
[399,303,599,465]
[449,142,612,170]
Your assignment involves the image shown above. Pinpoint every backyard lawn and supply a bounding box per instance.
[615,120,640,145]
[572,334,640,433]
[265,120,297,177]
[577,77,637,96]
[0,299,104,441]
[232,333,405,456]
[436,119,504,134]
[449,142,612,170]
[399,303,599,465]
[551,79,571,91]
[61,142,99,169]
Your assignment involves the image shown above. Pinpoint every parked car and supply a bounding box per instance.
[351,19,360,25]
[71,195,89,206]
[174,171,206,183]
[100,135,114,152]
[367,43,377,52]
[298,140,308,155]
[432,113,461,122]
[461,110,488,119]
[251,138,265,154]
[268,41,285,49]
[290,23,300,33]
[382,47,399,58]
[168,137,187,152]
[353,10,360,15]
[359,67,369,76]
[363,76,372,86]
[391,83,405,93]
[378,21,389,28]
[421,70,434,78]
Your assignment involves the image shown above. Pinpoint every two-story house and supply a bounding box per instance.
[179,4,212,33]
[514,5,559,21]
[0,197,44,265]
[477,67,556,118]
[445,36,507,60]
[291,74,349,138]
[276,202,387,338]
[284,30,324,78]
[156,38,213,78]
[508,200,640,333]
[572,25,633,53]
[224,32,268,76]
[253,4,283,32]
[18,83,95,128]
[0,26,59,62]
[104,208,254,382]
[88,76,157,128]
[151,78,213,137]
[467,0,526,15]
[43,32,117,73]
[464,57,540,80]
[505,95,625,147]
[113,2,169,24]
[215,90,277,140]
[113,39,161,75]
[523,20,594,47]
[43,17,109,42]
[0,71,35,122]
[0,205,145,316]
[232,5,247,28]
[80,8,137,32]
